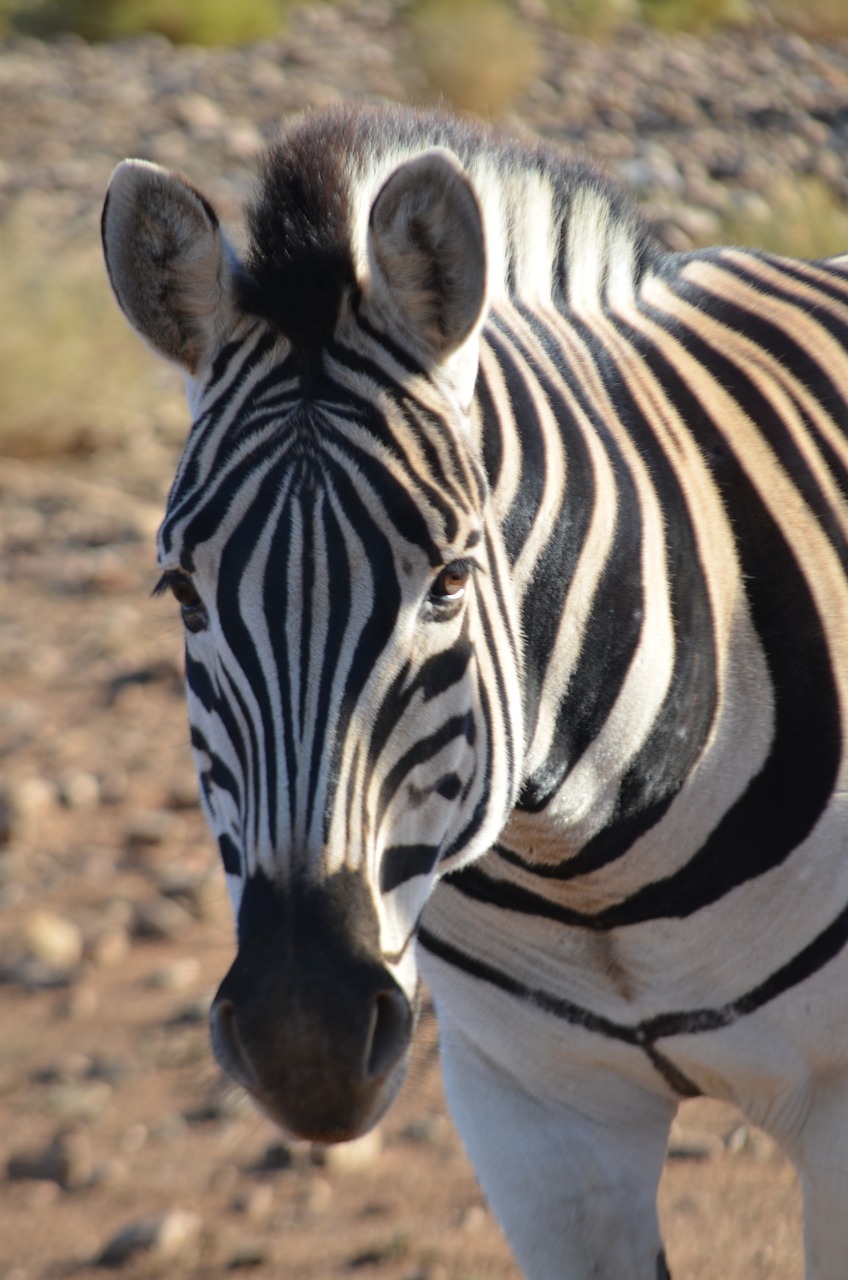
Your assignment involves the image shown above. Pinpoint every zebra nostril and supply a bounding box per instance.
[366,988,412,1081]
[209,997,260,1094]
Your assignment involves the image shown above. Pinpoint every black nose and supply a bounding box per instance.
[208,869,414,1143]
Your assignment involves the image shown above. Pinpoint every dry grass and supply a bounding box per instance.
[405,0,540,118]
[768,0,848,37]
[640,0,753,32]
[0,212,183,461]
[713,178,848,260]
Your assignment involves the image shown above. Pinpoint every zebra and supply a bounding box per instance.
[101,103,848,1279]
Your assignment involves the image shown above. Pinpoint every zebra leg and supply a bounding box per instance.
[786,1081,848,1279]
[437,1016,676,1280]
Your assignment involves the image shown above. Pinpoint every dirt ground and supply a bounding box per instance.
[0,441,806,1280]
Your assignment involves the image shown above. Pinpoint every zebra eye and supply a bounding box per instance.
[154,571,208,633]
[430,561,470,604]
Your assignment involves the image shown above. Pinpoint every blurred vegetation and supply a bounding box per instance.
[1,0,848,461]
[0,214,183,459]
[406,0,540,117]
[637,0,753,33]
[0,0,291,44]
[0,0,847,45]
[710,178,848,260]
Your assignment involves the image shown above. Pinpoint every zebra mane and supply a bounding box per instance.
[236,104,657,347]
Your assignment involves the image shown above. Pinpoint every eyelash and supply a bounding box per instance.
[153,570,208,633]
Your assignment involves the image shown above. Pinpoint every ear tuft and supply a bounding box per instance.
[102,159,235,373]
[367,148,487,362]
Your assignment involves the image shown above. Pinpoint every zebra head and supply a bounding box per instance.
[102,111,523,1142]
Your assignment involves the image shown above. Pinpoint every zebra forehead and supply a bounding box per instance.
[231,103,649,347]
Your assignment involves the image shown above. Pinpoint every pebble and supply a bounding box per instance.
[401,1113,453,1146]
[57,769,100,810]
[7,1127,93,1190]
[84,924,132,969]
[22,910,84,972]
[232,1182,275,1221]
[667,1123,724,1160]
[301,1176,333,1215]
[96,1209,202,1266]
[311,1127,383,1173]
[228,1241,272,1269]
[131,895,194,940]
[459,1204,489,1234]
[46,1079,112,1123]
[147,956,201,990]
[124,809,176,851]
[0,777,56,843]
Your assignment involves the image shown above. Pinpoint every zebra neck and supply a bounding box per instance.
[473,295,725,869]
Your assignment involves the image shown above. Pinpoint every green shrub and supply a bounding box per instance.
[548,0,640,38]
[9,0,289,45]
[639,0,752,32]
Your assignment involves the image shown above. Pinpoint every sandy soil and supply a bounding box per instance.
[0,441,805,1280]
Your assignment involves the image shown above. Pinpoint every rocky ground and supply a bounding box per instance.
[3,2,847,1276]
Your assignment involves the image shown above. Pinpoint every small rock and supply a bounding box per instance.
[120,1124,148,1154]
[228,1241,270,1269]
[172,92,223,136]
[59,983,99,1020]
[1,956,72,990]
[167,775,199,811]
[85,925,131,969]
[256,1139,296,1173]
[147,957,201,991]
[667,1123,723,1160]
[132,895,194,941]
[401,1114,452,1145]
[57,770,100,810]
[47,1080,112,1123]
[97,1209,202,1267]
[311,1127,382,1173]
[459,1204,488,1234]
[33,1052,93,1084]
[88,1157,129,1187]
[232,1182,275,1221]
[7,1127,93,1190]
[1,777,56,843]
[98,769,129,806]
[301,1176,332,1215]
[23,910,83,972]
[125,810,175,850]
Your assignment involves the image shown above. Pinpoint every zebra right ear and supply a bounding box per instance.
[366,148,487,365]
[101,159,238,374]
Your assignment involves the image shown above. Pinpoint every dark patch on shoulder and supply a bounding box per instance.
[236,113,358,349]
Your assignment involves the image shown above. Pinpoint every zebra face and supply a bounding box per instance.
[102,117,522,1140]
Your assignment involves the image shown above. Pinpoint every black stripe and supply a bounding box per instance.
[380,843,440,893]
[421,887,848,1082]
[376,713,475,829]
[218,833,242,876]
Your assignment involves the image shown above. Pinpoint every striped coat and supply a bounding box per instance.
[103,105,848,1278]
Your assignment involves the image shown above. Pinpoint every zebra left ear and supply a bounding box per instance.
[367,149,487,365]
[102,159,238,374]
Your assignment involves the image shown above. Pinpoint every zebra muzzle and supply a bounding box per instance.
[208,868,414,1143]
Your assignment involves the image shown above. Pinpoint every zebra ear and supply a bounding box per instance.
[367,148,487,363]
[102,159,237,374]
